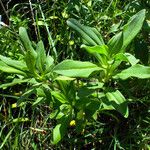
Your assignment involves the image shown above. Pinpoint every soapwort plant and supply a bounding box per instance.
[0,9,149,145]
[52,9,150,143]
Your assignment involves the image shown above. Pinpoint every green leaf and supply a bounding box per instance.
[121,9,146,51]
[106,90,126,105]
[114,53,139,66]
[108,9,146,54]
[78,87,95,98]
[36,40,47,73]
[85,100,101,119]
[67,18,104,46]
[0,78,29,89]
[32,97,45,106]
[81,44,109,56]
[52,124,62,144]
[0,61,27,76]
[105,90,128,118]
[25,50,37,76]
[51,91,68,103]
[114,64,150,80]
[19,27,37,75]
[45,55,54,73]
[54,60,102,78]
[108,32,123,55]
[55,76,75,81]
[52,116,70,144]
[19,27,35,53]
[0,55,28,72]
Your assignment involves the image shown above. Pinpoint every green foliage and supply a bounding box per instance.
[54,60,102,78]
[0,1,150,149]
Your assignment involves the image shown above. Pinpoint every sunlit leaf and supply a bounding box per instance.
[54,60,102,78]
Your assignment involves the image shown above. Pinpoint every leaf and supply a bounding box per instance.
[52,124,62,144]
[52,116,69,144]
[19,27,37,75]
[25,50,37,76]
[53,60,102,78]
[0,61,27,76]
[51,91,68,103]
[55,76,75,81]
[81,44,109,56]
[0,78,29,89]
[78,87,95,98]
[106,90,126,105]
[90,27,104,45]
[113,64,150,80]
[108,32,123,55]
[105,90,129,118]
[36,40,47,73]
[32,97,45,106]
[19,27,35,53]
[121,9,146,51]
[85,100,101,119]
[67,18,104,46]
[114,53,139,66]
[108,9,146,53]
[0,55,28,72]
[45,55,54,73]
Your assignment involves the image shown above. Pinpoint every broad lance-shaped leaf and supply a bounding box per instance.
[25,50,37,76]
[51,91,68,104]
[36,40,47,73]
[19,27,37,75]
[52,116,69,144]
[105,90,129,118]
[0,61,27,76]
[67,18,104,46]
[108,32,123,55]
[19,27,36,55]
[0,78,29,89]
[121,9,146,51]
[53,60,102,78]
[53,124,62,144]
[108,9,146,54]
[114,53,139,66]
[0,55,28,71]
[44,55,54,74]
[113,64,150,80]
[81,45,109,66]
[81,44,108,56]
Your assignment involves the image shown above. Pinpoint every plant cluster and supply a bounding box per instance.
[0,0,150,149]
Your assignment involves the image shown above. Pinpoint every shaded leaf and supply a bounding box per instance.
[108,32,123,55]
[0,78,29,89]
[36,40,47,73]
[114,64,150,80]
[105,90,128,118]
[114,53,139,66]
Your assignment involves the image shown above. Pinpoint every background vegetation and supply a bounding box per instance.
[0,0,150,149]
